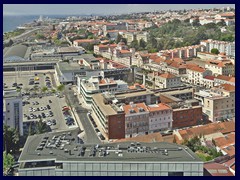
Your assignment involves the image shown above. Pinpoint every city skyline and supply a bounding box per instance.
[4,4,235,16]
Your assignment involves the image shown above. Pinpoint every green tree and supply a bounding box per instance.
[211,48,220,54]
[3,125,20,154]
[116,34,123,43]
[35,119,49,134]
[130,39,139,50]
[3,151,15,174]
[139,38,147,49]
[41,86,48,93]
[28,122,34,136]
[57,84,65,92]
[217,19,226,27]
[51,89,56,93]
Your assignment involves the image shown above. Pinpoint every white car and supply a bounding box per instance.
[46,113,49,117]
[46,121,52,126]
[29,109,33,112]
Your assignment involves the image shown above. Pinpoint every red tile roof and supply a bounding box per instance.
[204,75,215,80]
[176,121,235,143]
[217,84,235,92]
[123,103,148,115]
[204,162,234,176]
[216,75,235,83]
[147,103,172,112]
[159,73,176,79]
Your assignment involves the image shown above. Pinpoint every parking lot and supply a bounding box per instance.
[4,71,78,133]
[3,71,55,92]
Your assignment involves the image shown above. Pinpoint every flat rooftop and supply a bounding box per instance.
[57,61,90,73]
[92,93,117,116]
[18,129,201,163]
[115,90,154,99]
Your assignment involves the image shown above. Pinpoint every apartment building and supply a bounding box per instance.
[200,39,235,57]
[205,59,234,76]
[3,89,23,136]
[78,76,128,104]
[123,102,149,138]
[214,75,235,86]
[92,93,125,139]
[186,65,212,86]
[147,103,173,133]
[73,39,100,47]
[194,84,235,122]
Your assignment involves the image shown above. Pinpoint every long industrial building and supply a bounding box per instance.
[18,129,203,176]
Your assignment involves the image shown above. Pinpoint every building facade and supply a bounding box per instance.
[3,89,23,136]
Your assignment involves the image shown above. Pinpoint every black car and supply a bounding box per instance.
[49,100,52,103]
[47,105,51,110]
[95,128,100,133]
[99,134,105,140]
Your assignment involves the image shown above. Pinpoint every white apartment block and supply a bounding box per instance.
[147,103,173,132]
[205,60,234,76]
[194,84,235,122]
[200,39,235,57]
[3,89,23,136]
[186,66,212,86]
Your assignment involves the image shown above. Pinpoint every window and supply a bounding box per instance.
[168,172,184,176]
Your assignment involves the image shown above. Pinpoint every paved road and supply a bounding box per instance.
[64,86,101,144]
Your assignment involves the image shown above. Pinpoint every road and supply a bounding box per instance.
[64,86,101,144]
[4,28,42,43]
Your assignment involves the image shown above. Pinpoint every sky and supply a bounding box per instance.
[3,4,235,16]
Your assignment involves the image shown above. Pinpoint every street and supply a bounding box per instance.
[64,86,101,144]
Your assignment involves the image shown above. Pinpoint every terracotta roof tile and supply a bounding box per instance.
[147,103,172,112]
[217,84,235,92]
[204,162,234,176]
[177,121,235,141]
[123,103,148,115]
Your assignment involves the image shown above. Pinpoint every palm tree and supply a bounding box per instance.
[35,119,48,134]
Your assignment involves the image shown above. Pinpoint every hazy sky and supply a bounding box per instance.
[3,4,235,16]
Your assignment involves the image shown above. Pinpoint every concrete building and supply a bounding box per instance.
[147,103,173,133]
[205,59,234,76]
[186,65,212,86]
[214,75,235,86]
[73,39,100,48]
[194,84,235,122]
[115,90,160,105]
[200,39,235,57]
[92,93,125,139]
[148,73,182,89]
[3,89,23,136]
[123,102,149,138]
[18,129,203,176]
[78,76,128,104]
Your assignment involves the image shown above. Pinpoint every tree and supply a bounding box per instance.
[35,119,49,134]
[3,152,15,174]
[57,84,65,92]
[130,39,139,50]
[41,86,48,93]
[116,33,123,43]
[51,89,56,93]
[139,38,147,49]
[28,122,34,136]
[211,48,220,54]
[217,19,226,27]
[3,125,20,154]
